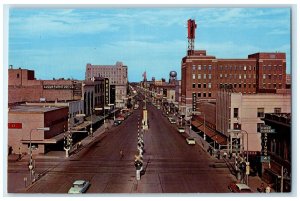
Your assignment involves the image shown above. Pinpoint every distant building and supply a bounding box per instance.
[83,77,108,116]
[180,50,287,118]
[8,67,82,104]
[8,105,68,154]
[85,62,128,108]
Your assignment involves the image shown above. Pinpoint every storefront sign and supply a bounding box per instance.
[43,85,74,90]
[8,123,22,129]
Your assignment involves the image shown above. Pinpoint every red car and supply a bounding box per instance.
[228,182,253,193]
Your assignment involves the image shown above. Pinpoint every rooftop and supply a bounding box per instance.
[9,105,65,113]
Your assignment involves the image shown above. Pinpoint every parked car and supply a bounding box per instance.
[228,182,252,193]
[68,180,90,194]
[169,118,176,124]
[113,120,122,126]
[186,137,196,145]
[177,127,185,133]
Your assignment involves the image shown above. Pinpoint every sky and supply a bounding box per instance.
[8,7,291,82]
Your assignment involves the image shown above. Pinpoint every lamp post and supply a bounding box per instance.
[29,127,50,183]
[228,129,249,185]
[108,103,115,120]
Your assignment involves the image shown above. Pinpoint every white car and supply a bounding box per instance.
[68,180,90,194]
[178,127,185,133]
[169,118,176,124]
[186,137,196,145]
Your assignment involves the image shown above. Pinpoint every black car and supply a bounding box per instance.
[113,120,122,126]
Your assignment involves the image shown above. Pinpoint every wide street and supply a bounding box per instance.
[8,98,234,194]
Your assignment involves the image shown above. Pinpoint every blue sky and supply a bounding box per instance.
[8,7,291,82]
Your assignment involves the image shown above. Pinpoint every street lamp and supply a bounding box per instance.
[29,127,50,183]
[228,129,249,185]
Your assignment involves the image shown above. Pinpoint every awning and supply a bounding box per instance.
[196,124,227,145]
[85,115,103,124]
[191,120,202,128]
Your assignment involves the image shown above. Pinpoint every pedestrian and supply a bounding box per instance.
[257,182,265,193]
[120,149,124,159]
[265,185,271,193]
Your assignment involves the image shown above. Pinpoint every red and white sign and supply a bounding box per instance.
[8,123,22,129]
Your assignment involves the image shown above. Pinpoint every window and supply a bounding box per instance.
[192,65,196,70]
[273,74,277,80]
[279,74,282,80]
[257,108,264,117]
[208,83,212,88]
[244,65,247,70]
[234,83,237,88]
[249,66,251,71]
[220,74,223,78]
[263,74,266,79]
[198,74,201,79]
[203,74,206,79]
[203,93,206,97]
[203,83,207,88]
[225,74,227,78]
[203,66,206,70]
[268,74,272,79]
[219,66,222,70]
[17,74,19,78]
[239,74,241,79]
[253,83,256,88]
[274,108,281,113]
[198,83,201,88]
[248,84,251,88]
[273,83,277,88]
[192,74,195,79]
[239,84,241,88]
[278,83,282,88]
[198,92,201,97]
[244,83,246,88]
[208,65,212,70]
[208,74,212,79]
[198,65,201,70]
[257,123,264,132]
[208,92,212,97]
[234,108,239,118]
[192,83,196,88]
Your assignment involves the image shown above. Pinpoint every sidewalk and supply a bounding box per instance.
[172,113,273,193]
[69,119,113,156]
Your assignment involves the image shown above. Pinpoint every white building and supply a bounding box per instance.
[216,90,291,153]
[85,62,128,108]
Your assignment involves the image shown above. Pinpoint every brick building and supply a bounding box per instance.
[8,105,69,154]
[180,50,287,117]
[8,67,82,104]
[85,62,128,108]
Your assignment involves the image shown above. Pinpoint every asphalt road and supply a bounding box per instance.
[8,100,234,194]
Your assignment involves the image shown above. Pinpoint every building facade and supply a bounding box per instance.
[8,105,68,154]
[8,67,82,104]
[216,90,291,153]
[85,62,128,108]
[180,51,287,117]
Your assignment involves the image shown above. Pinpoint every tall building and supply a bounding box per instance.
[85,62,128,108]
[180,50,287,117]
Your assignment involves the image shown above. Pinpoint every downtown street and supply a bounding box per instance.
[8,96,234,194]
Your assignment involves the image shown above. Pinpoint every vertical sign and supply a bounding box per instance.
[104,78,110,105]
[192,92,196,112]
